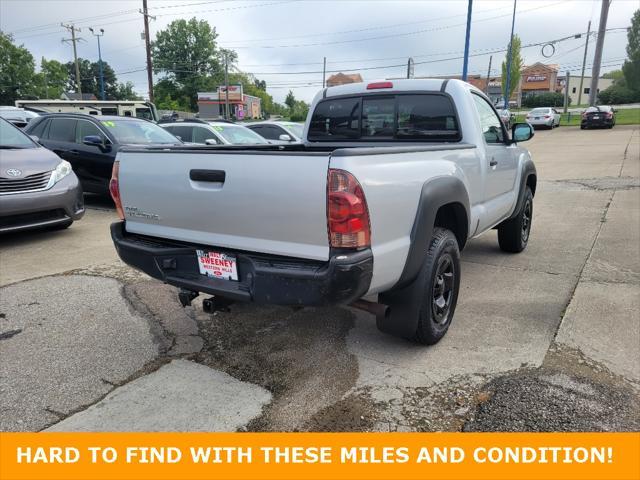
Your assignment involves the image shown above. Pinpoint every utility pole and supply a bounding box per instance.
[577,20,591,106]
[323,57,326,87]
[485,55,492,95]
[224,52,230,120]
[141,0,154,103]
[461,0,473,81]
[61,23,83,95]
[563,70,570,114]
[504,0,517,109]
[89,28,105,100]
[589,0,611,106]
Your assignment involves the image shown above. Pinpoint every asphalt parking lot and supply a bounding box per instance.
[1,126,639,432]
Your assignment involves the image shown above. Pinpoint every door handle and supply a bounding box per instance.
[190,169,226,183]
[489,158,498,167]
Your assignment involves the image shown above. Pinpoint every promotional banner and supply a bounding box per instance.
[1,432,639,480]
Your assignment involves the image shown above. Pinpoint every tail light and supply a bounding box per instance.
[544,115,550,119]
[582,112,587,119]
[605,112,613,118]
[109,161,125,220]
[327,169,371,248]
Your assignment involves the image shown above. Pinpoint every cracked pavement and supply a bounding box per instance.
[0,126,638,432]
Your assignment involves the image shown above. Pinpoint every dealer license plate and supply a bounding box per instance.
[196,250,238,281]
[534,117,539,120]
[593,116,600,119]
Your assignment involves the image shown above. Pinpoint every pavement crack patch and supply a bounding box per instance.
[0,328,22,340]
[194,303,360,432]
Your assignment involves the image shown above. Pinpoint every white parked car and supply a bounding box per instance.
[246,121,304,144]
[0,106,39,128]
[160,120,269,145]
[525,107,561,129]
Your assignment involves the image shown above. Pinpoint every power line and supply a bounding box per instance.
[219,1,567,49]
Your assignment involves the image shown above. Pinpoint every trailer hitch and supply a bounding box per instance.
[202,296,234,314]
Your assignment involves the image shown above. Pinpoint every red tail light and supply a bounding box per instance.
[109,161,125,220]
[544,115,550,119]
[582,112,587,119]
[366,81,393,90]
[605,112,613,118]
[327,169,371,248]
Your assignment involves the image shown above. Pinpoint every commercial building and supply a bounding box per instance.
[519,63,562,99]
[326,73,363,87]
[565,75,614,105]
[197,86,262,120]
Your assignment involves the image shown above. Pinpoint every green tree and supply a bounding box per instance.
[622,9,640,94]
[152,18,225,110]
[33,57,67,99]
[284,90,296,111]
[0,32,36,104]
[114,81,141,100]
[501,35,523,103]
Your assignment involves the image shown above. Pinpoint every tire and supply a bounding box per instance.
[498,187,533,253]
[580,125,586,130]
[411,228,461,345]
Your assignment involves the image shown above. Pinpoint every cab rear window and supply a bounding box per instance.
[308,93,460,142]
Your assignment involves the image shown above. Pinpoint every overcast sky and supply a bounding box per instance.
[1,0,635,104]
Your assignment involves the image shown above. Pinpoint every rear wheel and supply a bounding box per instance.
[379,228,461,345]
[498,187,533,253]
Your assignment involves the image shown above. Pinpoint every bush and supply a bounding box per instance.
[522,92,567,108]
[597,84,640,105]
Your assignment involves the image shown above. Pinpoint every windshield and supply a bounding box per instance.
[284,123,304,138]
[531,108,550,114]
[213,125,268,144]
[0,118,37,149]
[99,119,180,144]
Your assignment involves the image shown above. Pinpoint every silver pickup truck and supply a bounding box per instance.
[110,79,536,345]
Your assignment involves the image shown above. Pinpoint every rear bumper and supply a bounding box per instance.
[581,118,614,128]
[0,174,85,233]
[111,222,373,306]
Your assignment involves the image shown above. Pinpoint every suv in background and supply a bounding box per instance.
[246,121,304,144]
[161,119,269,145]
[24,114,181,194]
[581,106,616,129]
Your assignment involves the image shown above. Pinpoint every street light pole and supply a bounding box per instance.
[89,27,105,100]
[504,0,517,109]
[461,0,473,81]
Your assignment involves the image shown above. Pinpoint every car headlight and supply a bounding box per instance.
[53,160,72,183]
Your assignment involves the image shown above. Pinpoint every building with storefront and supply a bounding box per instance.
[197,86,262,120]
[519,63,562,100]
[326,73,363,87]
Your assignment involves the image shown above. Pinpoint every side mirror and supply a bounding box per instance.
[278,134,293,142]
[511,123,534,143]
[205,139,219,145]
[83,135,104,147]
[83,135,111,152]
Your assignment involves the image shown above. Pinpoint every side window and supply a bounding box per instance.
[308,97,361,141]
[164,125,192,142]
[255,126,282,140]
[46,118,77,142]
[362,97,394,138]
[28,118,49,137]
[193,127,218,144]
[76,121,105,143]
[471,95,504,144]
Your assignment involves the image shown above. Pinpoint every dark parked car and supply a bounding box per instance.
[581,105,616,129]
[24,114,182,194]
[0,118,84,233]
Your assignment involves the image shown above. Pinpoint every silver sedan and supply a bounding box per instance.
[525,107,561,128]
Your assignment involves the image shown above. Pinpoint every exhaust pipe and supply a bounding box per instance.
[350,299,390,319]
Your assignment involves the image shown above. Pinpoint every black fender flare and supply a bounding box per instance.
[378,176,469,339]
[508,158,537,220]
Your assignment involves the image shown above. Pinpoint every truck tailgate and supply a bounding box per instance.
[118,150,331,261]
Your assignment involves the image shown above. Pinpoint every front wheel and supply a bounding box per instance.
[498,187,533,253]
